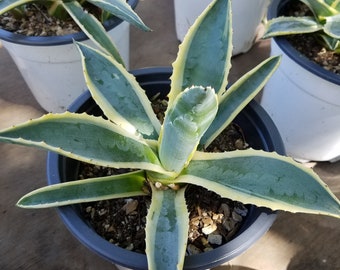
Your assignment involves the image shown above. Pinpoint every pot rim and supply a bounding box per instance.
[0,0,138,46]
[267,0,340,85]
[47,67,282,269]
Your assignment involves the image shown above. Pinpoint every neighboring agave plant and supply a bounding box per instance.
[263,0,340,52]
[0,0,150,65]
[0,0,339,269]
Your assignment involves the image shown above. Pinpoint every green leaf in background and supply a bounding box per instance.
[63,0,125,65]
[263,0,340,51]
[88,0,150,31]
[300,0,339,19]
[262,16,322,38]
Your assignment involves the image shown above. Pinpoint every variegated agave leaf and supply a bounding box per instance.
[158,86,218,173]
[77,42,161,140]
[262,16,323,38]
[201,56,281,148]
[17,170,147,208]
[0,0,150,29]
[263,0,340,51]
[62,0,125,65]
[299,0,339,19]
[0,0,150,65]
[0,0,33,12]
[324,13,340,39]
[0,112,168,174]
[177,150,340,218]
[169,0,232,106]
[88,0,150,30]
[63,0,150,65]
[145,185,189,270]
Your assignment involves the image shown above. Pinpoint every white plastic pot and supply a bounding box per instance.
[173,0,270,55]
[260,0,340,162]
[0,0,137,113]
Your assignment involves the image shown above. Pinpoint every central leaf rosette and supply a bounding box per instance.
[158,86,218,174]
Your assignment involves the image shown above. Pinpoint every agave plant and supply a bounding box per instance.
[263,0,340,52]
[0,0,150,65]
[0,0,339,269]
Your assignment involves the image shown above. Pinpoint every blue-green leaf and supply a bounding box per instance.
[158,86,218,173]
[87,0,150,31]
[17,170,146,208]
[145,185,189,270]
[177,150,340,218]
[324,14,340,38]
[0,0,34,13]
[0,112,167,174]
[77,42,161,139]
[201,56,281,147]
[169,0,232,106]
[320,33,340,50]
[300,0,339,19]
[62,0,125,64]
[263,16,322,38]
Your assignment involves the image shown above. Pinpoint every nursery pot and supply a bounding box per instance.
[260,0,340,162]
[173,0,271,55]
[0,0,138,113]
[47,67,284,269]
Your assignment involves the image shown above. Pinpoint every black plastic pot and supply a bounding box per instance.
[47,67,284,269]
[267,0,340,85]
[0,0,138,46]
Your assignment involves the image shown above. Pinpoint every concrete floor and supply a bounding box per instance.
[1,0,340,269]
